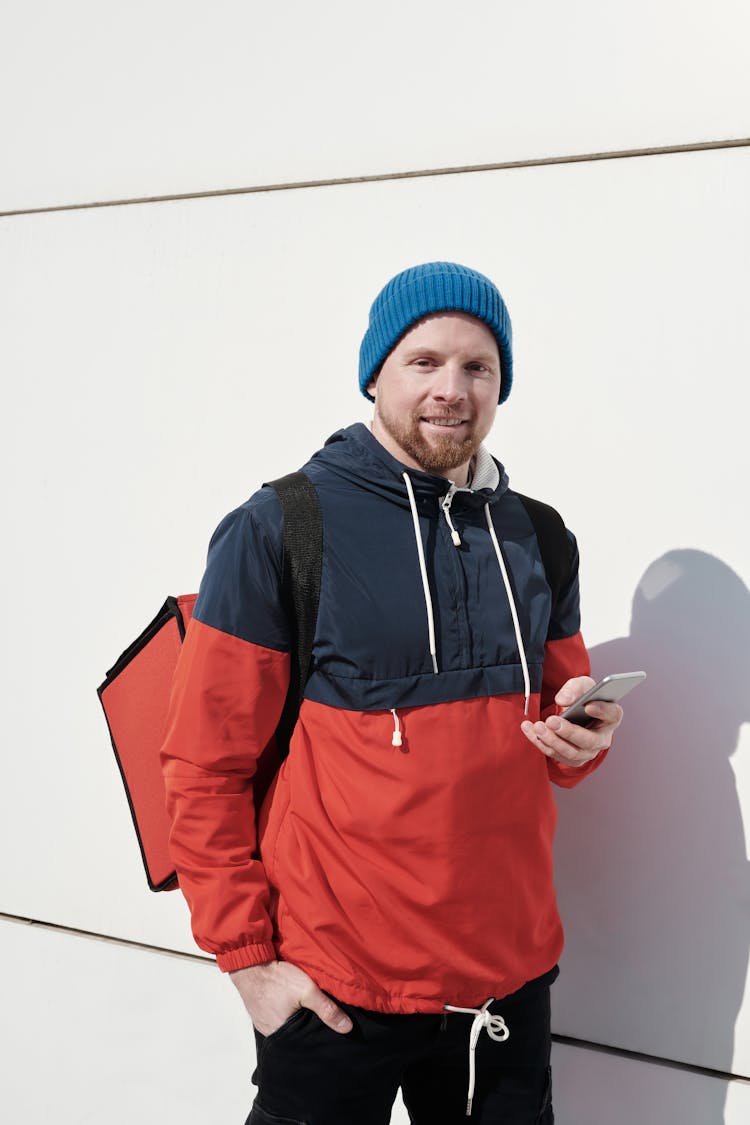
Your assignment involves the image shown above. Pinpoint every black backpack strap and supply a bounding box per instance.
[515,492,570,610]
[264,471,323,759]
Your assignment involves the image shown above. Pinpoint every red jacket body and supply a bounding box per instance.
[161,425,604,1013]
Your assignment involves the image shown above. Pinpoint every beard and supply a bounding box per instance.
[375,402,483,475]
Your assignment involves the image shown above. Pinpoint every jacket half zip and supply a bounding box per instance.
[403,473,532,708]
[441,486,462,547]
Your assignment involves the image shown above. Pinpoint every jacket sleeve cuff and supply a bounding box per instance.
[216,942,278,973]
[547,746,610,788]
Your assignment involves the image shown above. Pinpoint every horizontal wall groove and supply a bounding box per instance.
[552,1033,750,1085]
[0,909,211,966]
[2,910,749,1084]
[1,136,749,219]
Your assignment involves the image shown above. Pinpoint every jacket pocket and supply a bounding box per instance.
[258,773,291,883]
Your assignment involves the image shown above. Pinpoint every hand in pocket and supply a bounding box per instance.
[230,960,353,1037]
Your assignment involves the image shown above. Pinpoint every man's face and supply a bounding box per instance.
[368,312,501,485]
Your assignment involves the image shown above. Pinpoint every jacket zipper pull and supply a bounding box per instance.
[390,709,402,747]
[441,489,462,547]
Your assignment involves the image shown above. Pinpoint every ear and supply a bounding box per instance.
[366,375,377,398]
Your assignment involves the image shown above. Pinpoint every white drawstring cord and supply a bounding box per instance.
[403,473,439,674]
[443,999,510,1116]
[390,709,402,747]
[484,504,531,716]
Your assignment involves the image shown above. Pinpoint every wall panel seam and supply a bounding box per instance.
[0,909,211,966]
[1,137,749,219]
[2,911,749,1082]
[552,1034,750,1085]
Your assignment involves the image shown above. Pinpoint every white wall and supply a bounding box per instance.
[2,1,749,213]
[2,3,749,1121]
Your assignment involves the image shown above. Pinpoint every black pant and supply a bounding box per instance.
[246,968,557,1125]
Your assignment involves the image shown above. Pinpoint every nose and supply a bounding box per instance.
[431,362,467,403]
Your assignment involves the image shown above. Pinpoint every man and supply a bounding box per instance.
[161,262,623,1123]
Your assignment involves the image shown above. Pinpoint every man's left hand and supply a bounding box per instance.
[521,676,623,768]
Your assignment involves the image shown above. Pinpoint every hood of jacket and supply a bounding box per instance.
[306,422,510,513]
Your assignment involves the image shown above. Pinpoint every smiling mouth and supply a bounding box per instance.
[421,417,467,427]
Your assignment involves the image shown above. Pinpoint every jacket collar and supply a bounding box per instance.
[313,423,509,510]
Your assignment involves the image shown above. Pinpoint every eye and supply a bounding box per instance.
[413,357,436,367]
[466,361,497,378]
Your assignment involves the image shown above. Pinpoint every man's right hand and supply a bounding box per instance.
[229,960,354,1037]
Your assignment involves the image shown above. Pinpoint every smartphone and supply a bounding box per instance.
[560,671,647,727]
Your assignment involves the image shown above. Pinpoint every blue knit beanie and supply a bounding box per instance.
[358,261,513,404]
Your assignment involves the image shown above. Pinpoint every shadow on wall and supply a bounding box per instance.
[553,550,750,1099]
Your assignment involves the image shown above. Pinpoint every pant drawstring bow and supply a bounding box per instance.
[443,999,510,1116]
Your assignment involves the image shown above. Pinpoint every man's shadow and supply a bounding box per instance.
[552,550,750,1113]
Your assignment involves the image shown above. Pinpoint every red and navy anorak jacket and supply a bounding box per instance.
[161,423,604,1014]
